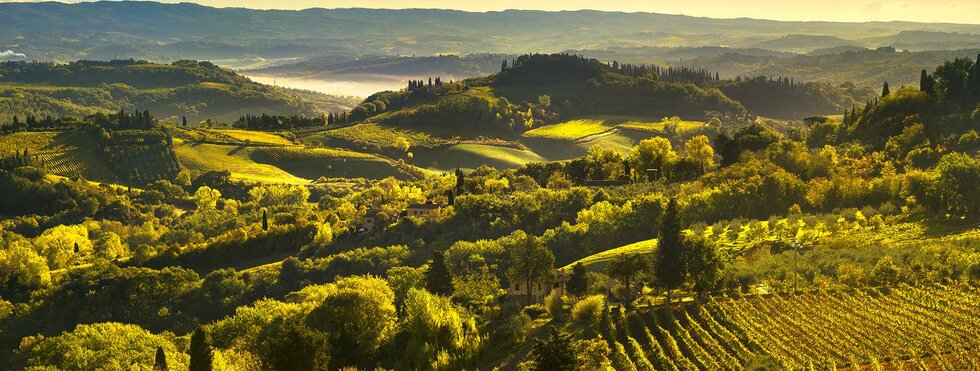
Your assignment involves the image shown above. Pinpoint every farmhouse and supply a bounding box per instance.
[506,270,569,303]
[405,200,444,219]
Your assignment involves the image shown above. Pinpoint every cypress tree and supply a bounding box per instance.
[881,82,890,97]
[262,209,269,231]
[655,198,683,304]
[425,250,454,296]
[565,262,588,297]
[446,189,455,206]
[182,116,187,127]
[154,346,169,371]
[189,327,213,371]
[454,168,465,194]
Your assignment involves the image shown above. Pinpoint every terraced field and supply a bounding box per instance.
[605,285,980,370]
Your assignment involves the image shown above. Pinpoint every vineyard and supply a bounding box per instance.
[600,285,980,370]
[102,130,180,185]
[0,131,118,182]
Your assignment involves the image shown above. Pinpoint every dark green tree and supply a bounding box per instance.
[881,81,890,97]
[454,168,465,194]
[654,198,683,304]
[189,327,213,371]
[565,262,588,297]
[260,316,331,371]
[532,327,579,371]
[425,250,454,296]
[920,69,936,96]
[153,346,168,371]
[182,116,187,127]
[934,58,974,101]
[262,209,268,231]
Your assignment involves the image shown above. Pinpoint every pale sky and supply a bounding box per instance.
[5,0,980,24]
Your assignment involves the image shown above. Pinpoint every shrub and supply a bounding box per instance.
[571,295,605,328]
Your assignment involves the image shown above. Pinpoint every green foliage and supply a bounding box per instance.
[655,198,684,298]
[936,152,980,215]
[19,322,188,371]
[258,316,331,371]
[531,326,579,371]
[565,262,588,297]
[571,295,606,329]
[605,253,649,306]
[425,250,454,296]
[306,276,397,369]
[506,232,556,305]
[189,327,214,371]
[398,288,482,370]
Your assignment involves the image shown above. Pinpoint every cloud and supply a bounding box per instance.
[0,50,27,60]
[863,2,883,12]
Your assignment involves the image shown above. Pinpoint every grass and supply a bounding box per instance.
[174,139,414,183]
[523,117,619,141]
[310,123,447,150]
[411,143,547,171]
[619,119,704,133]
[561,238,657,271]
[213,129,294,145]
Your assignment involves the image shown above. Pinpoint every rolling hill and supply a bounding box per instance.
[0,60,359,123]
[3,2,980,66]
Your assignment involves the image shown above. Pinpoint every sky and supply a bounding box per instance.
[4,0,980,24]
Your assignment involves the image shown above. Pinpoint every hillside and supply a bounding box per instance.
[0,60,359,123]
[3,2,980,66]
[250,54,513,81]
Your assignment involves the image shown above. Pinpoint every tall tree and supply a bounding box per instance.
[532,327,579,371]
[565,262,588,297]
[507,232,555,305]
[262,209,269,231]
[182,116,187,127]
[153,346,168,371]
[654,198,683,304]
[881,81,890,97]
[920,69,936,96]
[454,168,465,194]
[425,250,454,296]
[189,327,213,371]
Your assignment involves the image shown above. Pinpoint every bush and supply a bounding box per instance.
[543,291,566,320]
[571,295,605,328]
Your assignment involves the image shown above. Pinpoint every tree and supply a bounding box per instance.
[455,168,465,194]
[506,232,555,305]
[629,137,676,181]
[654,198,683,304]
[189,327,213,371]
[532,327,579,371]
[605,253,649,308]
[181,116,187,127]
[425,250,454,296]
[881,82,890,97]
[306,276,397,369]
[154,346,168,371]
[400,288,481,368]
[934,57,974,101]
[936,152,980,215]
[684,135,714,173]
[262,209,269,231]
[683,235,722,298]
[920,69,936,96]
[259,316,331,371]
[565,262,588,297]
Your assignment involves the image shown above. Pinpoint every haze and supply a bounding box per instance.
[8,0,980,24]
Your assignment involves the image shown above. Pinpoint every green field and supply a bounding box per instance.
[174,140,413,183]
[212,129,295,145]
[411,143,547,170]
[619,119,704,133]
[523,117,620,140]
[307,123,448,150]
[561,238,658,271]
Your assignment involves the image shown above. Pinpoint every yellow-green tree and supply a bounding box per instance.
[629,137,677,181]
[684,135,714,173]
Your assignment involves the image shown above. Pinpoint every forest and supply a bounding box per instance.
[0,52,978,370]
